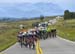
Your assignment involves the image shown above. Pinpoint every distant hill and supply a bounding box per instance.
[0,3,64,18]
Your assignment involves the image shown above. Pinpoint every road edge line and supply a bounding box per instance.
[57,36,75,44]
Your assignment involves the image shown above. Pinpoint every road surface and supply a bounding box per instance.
[1,36,75,54]
[1,43,36,54]
[40,37,75,54]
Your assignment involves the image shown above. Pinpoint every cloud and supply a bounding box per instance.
[0,0,74,11]
[54,0,75,11]
[0,0,51,3]
[0,0,73,3]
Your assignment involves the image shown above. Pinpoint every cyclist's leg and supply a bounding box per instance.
[19,37,23,48]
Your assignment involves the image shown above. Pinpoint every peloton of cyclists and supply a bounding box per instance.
[17,20,57,49]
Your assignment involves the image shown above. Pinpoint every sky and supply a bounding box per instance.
[0,0,74,3]
[0,0,74,11]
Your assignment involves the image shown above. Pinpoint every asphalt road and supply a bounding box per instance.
[1,43,36,54]
[40,37,75,54]
[1,37,75,54]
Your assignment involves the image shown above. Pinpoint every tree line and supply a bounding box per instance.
[64,10,75,19]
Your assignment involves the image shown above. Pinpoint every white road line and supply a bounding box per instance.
[57,36,75,44]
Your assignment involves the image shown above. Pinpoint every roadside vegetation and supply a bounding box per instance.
[56,18,75,41]
[0,22,19,52]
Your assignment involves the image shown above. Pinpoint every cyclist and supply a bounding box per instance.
[46,25,52,38]
[17,32,23,47]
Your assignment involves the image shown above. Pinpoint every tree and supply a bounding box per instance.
[40,15,44,22]
[64,10,70,19]
[72,12,75,19]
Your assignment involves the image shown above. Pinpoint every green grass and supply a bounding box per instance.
[56,19,75,41]
[0,21,20,52]
[0,29,18,52]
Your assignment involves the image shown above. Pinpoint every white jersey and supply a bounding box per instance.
[18,33,23,37]
[22,32,26,36]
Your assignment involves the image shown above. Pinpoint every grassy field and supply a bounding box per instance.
[0,22,19,52]
[56,18,75,41]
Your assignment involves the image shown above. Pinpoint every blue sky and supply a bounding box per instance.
[0,0,74,3]
[0,0,74,11]
[0,0,74,18]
